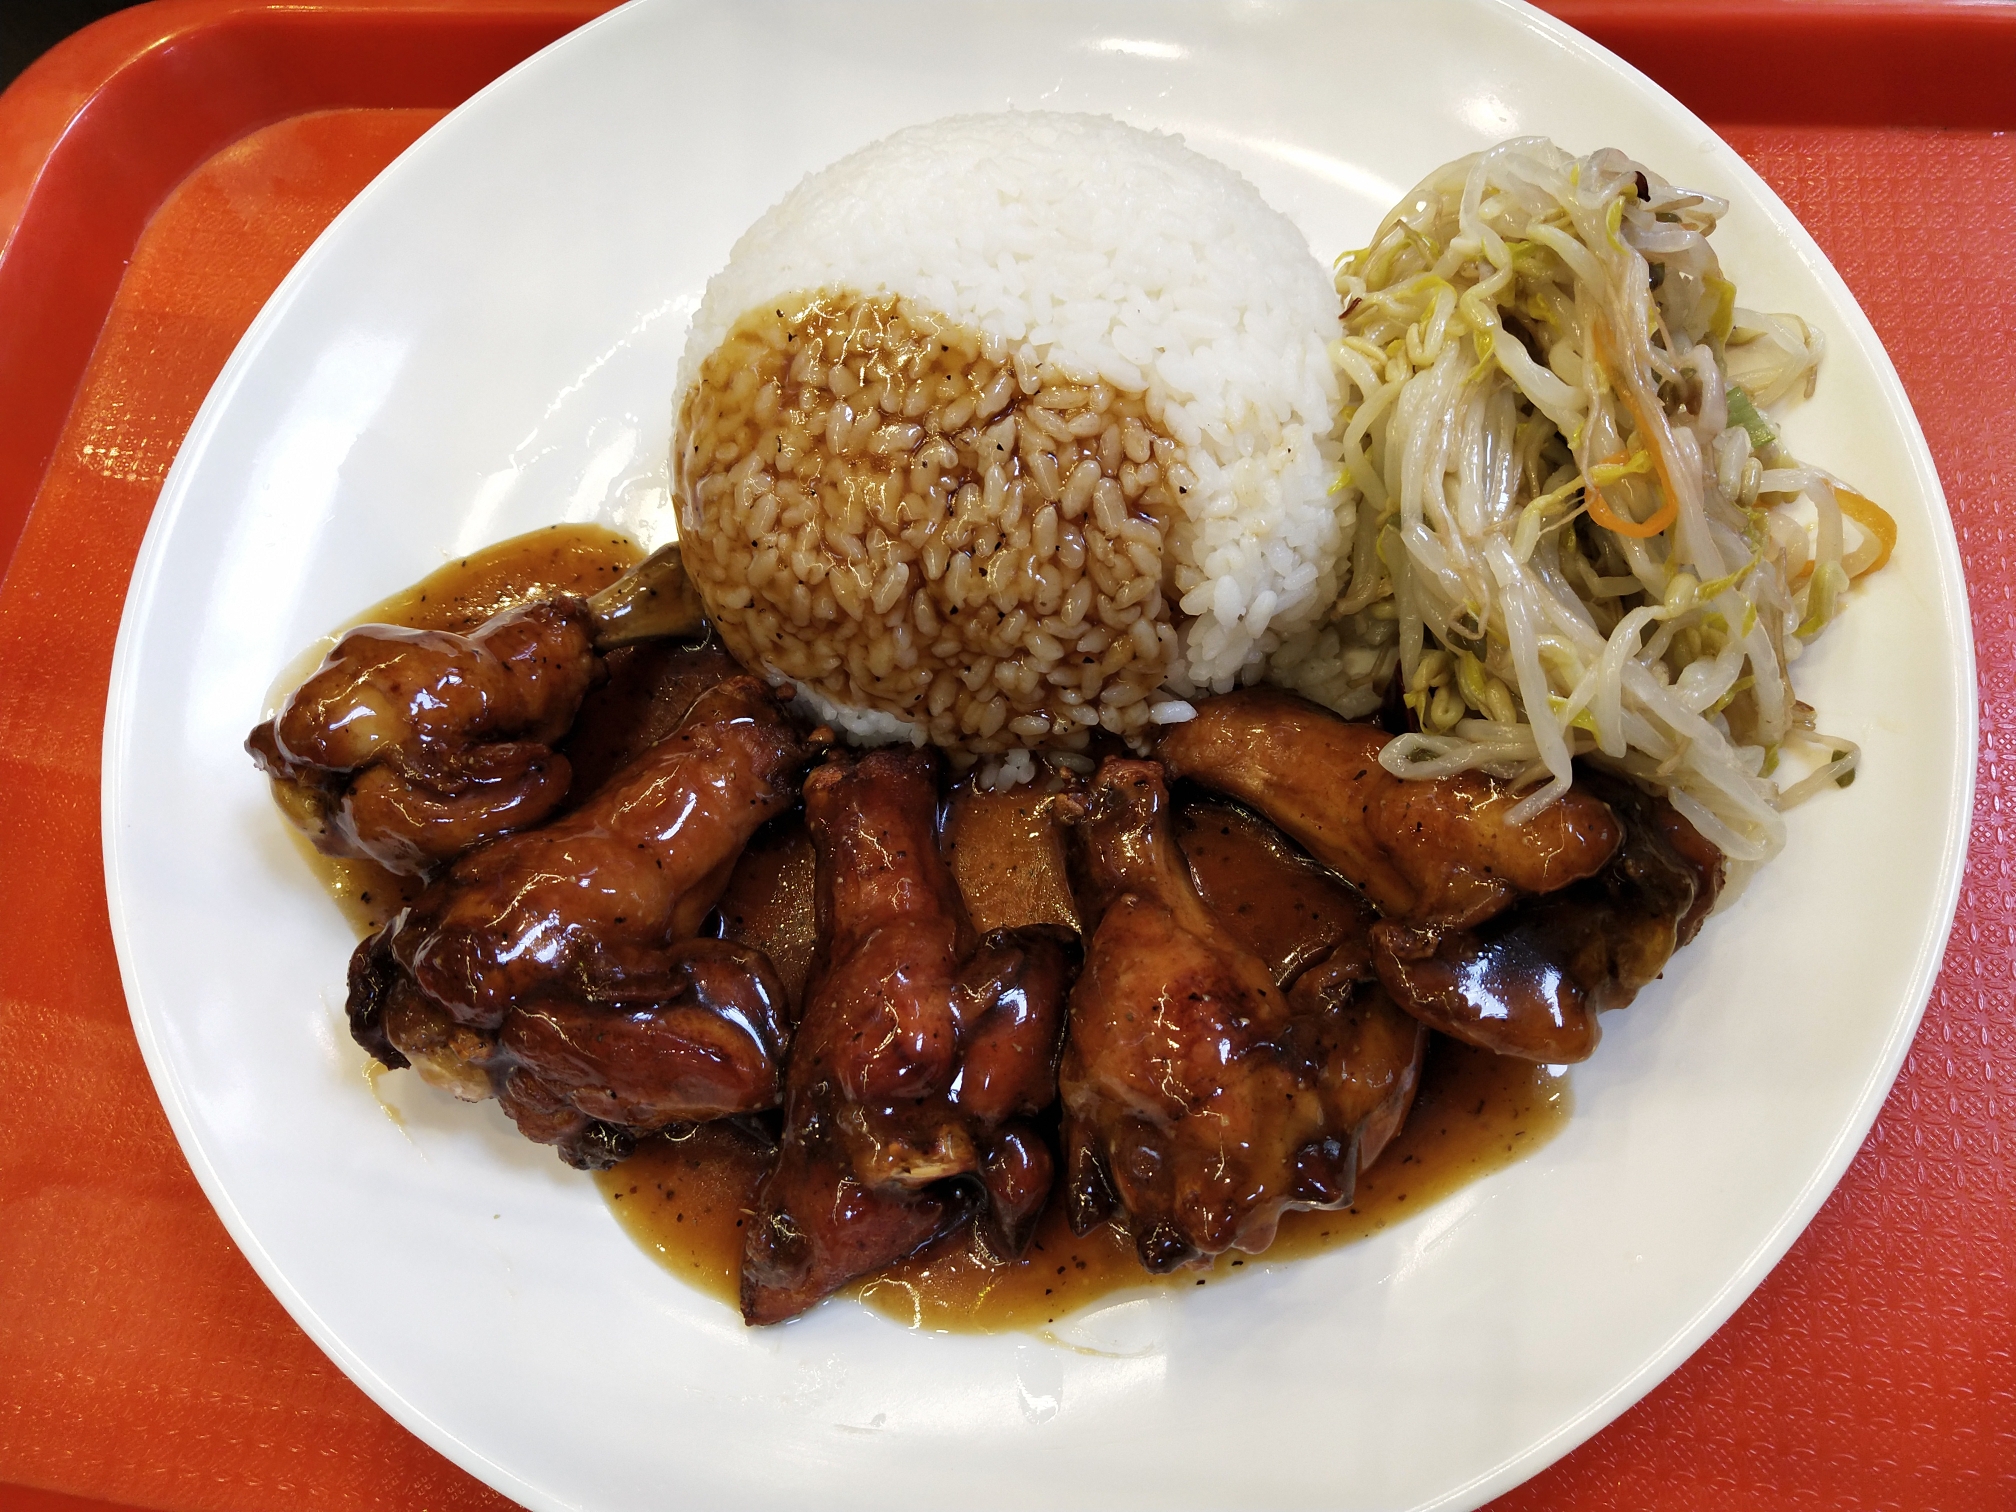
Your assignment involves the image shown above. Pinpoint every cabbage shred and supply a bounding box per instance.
[1321,139,1885,865]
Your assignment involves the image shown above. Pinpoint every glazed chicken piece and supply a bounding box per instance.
[247,544,705,875]
[348,676,813,1167]
[1158,688,1622,929]
[1371,772,1725,1062]
[359,928,789,1166]
[1284,970,1426,1183]
[381,676,809,1026]
[741,748,1074,1325]
[498,940,790,1126]
[248,598,597,874]
[559,639,743,803]
[1176,799,1423,1171]
[1059,759,1423,1273]
[1175,800,1377,987]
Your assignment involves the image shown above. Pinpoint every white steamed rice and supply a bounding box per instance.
[674,111,1350,703]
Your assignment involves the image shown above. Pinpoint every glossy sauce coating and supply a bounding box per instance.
[740,750,1076,1324]
[384,675,806,1031]
[1175,799,1375,985]
[599,1035,1567,1330]
[1158,687,1622,928]
[1368,771,1726,1063]
[288,524,643,935]
[1064,762,1427,1274]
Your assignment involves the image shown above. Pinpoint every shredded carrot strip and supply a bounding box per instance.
[1836,488,1897,576]
[1585,326,1679,539]
[1583,451,1670,538]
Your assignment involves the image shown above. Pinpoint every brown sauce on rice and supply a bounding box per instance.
[675,291,1189,755]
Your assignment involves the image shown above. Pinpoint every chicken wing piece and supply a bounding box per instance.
[247,545,708,876]
[741,749,1074,1324]
[743,1134,976,1327]
[1060,759,1417,1272]
[806,925,1075,1221]
[344,677,811,1168]
[798,748,971,1105]
[946,929,1075,1255]
[1175,799,1377,987]
[558,640,743,803]
[351,935,558,1151]
[1371,772,1725,1061]
[381,676,811,1031]
[500,939,789,1127]
[1157,688,1622,929]
[1291,970,1426,1179]
[248,597,600,874]
[1176,799,1421,1172]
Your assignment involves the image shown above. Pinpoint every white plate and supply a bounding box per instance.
[103,2,1973,1508]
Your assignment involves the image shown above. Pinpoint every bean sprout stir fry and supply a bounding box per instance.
[1309,139,1895,868]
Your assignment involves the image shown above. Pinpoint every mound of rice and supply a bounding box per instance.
[673,111,1347,755]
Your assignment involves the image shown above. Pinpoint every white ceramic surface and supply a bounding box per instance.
[102,2,1973,1508]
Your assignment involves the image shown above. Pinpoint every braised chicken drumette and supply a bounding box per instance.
[1369,771,1724,1060]
[1057,759,1425,1273]
[741,748,1075,1325]
[1157,687,1718,1063]
[1157,687,1622,930]
[348,675,813,1167]
[1175,801,1423,1166]
[247,545,703,874]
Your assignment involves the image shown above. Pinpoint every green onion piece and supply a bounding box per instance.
[1726,384,1776,451]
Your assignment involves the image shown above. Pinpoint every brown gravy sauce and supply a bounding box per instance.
[600,1038,1567,1331]
[290,526,1571,1332]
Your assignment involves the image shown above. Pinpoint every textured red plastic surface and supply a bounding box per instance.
[0,4,2010,1511]
[0,98,517,1512]
[0,0,610,583]
[1546,0,2016,128]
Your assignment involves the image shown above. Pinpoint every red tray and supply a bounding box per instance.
[1,3,2008,1509]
